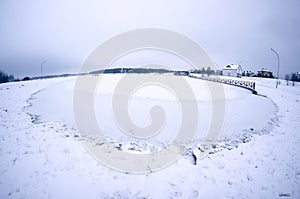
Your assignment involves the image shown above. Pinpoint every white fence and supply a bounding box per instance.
[189,74,257,94]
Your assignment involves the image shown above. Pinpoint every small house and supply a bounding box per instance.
[222,64,242,77]
[257,69,274,78]
[295,72,300,80]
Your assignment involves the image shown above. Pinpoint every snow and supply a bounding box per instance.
[28,74,275,141]
[222,64,241,70]
[0,75,299,198]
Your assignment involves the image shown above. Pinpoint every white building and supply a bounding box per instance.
[222,64,243,77]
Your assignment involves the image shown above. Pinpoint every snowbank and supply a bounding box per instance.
[0,75,299,198]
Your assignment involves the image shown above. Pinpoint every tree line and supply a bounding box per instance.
[285,73,300,86]
[0,70,14,84]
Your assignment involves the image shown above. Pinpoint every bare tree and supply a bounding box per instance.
[285,74,290,85]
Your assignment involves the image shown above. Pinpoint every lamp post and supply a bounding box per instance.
[270,48,280,88]
[41,61,46,78]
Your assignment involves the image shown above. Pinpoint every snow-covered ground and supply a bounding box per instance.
[0,74,299,198]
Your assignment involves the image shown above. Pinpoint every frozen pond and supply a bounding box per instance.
[28,74,276,144]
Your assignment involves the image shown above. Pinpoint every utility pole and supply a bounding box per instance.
[41,61,46,78]
[270,48,280,88]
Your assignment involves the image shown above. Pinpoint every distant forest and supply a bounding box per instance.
[90,68,173,74]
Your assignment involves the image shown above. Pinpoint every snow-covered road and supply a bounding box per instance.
[0,75,299,198]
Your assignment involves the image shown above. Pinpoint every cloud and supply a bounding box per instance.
[0,0,299,78]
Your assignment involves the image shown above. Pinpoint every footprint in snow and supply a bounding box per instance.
[215,161,225,169]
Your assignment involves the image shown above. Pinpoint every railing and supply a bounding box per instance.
[189,74,257,94]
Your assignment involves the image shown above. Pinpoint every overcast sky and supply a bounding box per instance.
[0,0,299,78]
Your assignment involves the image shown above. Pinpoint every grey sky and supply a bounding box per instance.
[0,0,299,78]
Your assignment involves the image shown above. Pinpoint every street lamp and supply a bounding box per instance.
[270,48,280,88]
[41,61,46,78]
